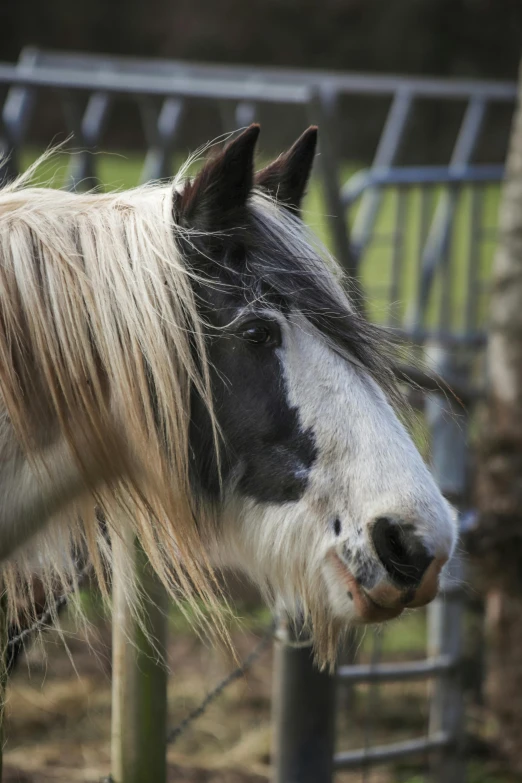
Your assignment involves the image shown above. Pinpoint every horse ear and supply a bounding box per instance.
[175,124,260,230]
[255,126,318,215]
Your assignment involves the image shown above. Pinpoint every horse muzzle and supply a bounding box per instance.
[328,550,446,623]
[357,556,446,620]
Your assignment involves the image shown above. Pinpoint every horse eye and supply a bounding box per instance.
[239,321,281,347]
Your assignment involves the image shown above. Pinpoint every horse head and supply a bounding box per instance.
[176,126,457,657]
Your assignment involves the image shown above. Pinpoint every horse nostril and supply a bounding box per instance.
[371,517,433,588]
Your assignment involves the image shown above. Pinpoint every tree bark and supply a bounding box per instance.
[474,58,522,770]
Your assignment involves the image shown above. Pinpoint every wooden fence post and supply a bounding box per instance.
[111,530,169,783]
[426,345,468,783]
[0,583,7,781]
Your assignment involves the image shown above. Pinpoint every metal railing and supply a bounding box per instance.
[344,166,502,342]
[0,46,515,273]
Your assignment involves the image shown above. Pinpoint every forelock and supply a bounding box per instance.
[246,193,400,404]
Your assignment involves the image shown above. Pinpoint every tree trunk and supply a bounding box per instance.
[474,58,522,771]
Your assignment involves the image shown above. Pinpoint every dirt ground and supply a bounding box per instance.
[0,596,509,783]
[4,605,274,782]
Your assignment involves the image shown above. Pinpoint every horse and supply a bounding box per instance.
[0,125,456,665]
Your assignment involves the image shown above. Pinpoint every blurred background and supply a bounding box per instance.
[1,0,522,158]
[1,3,522,783]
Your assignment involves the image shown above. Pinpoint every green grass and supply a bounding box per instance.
[19,147,145,189]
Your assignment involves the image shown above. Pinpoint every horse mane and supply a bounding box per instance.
[0,153,226,641]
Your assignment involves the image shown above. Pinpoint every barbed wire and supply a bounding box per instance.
[166,620,275,744]
[5,567,275,781]
[99,621,275,783]
[7,563,93,650]
[6,567,278,783]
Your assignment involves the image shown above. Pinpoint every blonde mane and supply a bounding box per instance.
[0,156,225,639]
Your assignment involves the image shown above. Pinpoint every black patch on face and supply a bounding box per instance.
[186,230,317,505]
[189,315,317,503]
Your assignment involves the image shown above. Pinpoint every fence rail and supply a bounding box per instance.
[1,46,515,279]
[334,732,452,771]
[337,654,458,684]
[343,164,504,202]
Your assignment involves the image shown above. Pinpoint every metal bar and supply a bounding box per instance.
[428,561,466,783]
[426,346,468,783]
[139,96,164,182]
[235,101,257,128]
[389,188,407,326]
[411,186,433,335]
[139,95,162,150]
[2,47,40,144]
[335,627,359,713]
[1,47,42,181]
[426,347,470,500]
[64,90,111,189]
[359,630,384,766]
[437,188,457,333]
[334,732,451,770]
[142,97,184,183]
[111,532,169,783]
[452,97,488,166]
[6,49,517,100]
[272,619,336,783]
[373,91,414,167]
[60,91,100,190]
[0,115,18,184]
[342,164,503,203]
[337,655,457,684]
[0,64,311,104]
[352,88,413,255]
[412,96,488,331]
[465,186,483,332]
[81,90,112,145]
[308,88,359,297]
